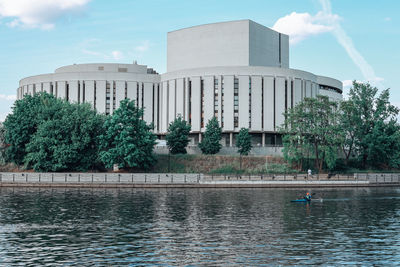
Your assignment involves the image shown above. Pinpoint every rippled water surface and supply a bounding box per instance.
[0,187,399,266]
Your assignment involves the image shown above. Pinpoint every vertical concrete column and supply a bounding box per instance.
[199,133,202,143]
[262,133,265,147]
[230,132,233,147]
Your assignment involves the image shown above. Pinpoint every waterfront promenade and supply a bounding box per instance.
[0,172,399,188]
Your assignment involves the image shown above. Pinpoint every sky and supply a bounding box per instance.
[0,0,399,121]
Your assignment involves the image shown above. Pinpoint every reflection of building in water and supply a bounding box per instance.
[17,20,342,149]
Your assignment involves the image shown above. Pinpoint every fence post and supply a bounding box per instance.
[171,174,173,183]
[92,174,94,183]
[78,174,80,183]
[197,174,200,183]
[184,174,187,183]
[38,174,40,183]
[105,174,107,183]
[0,173,2,182]
[118,174,121,183]
[145,174,147,183]
[158,174,160,183]
[65,174,67,182]
[13,173,15,182]
[376,174,378,183]
[132,174,134,183]
[52,173,54,182]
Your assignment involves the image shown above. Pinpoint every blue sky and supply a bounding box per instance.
[0,0,399,120]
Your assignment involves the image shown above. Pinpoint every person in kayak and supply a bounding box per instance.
[304,192,312,201]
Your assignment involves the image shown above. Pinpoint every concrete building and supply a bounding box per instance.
[18,19,342,148]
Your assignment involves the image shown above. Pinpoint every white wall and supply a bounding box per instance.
[251,76,262,131]
[238,75,249,129]
[263,76,274,132]
[203,76,214,129]
[191,77,201,132]
[143,82,153,124]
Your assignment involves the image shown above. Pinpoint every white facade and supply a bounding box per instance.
[18,20,342,146]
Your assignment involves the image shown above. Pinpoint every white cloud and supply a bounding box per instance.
[384,17,391,21]
[0,0,91,29]
[111,50,123,60]
[134,40,150,52]
[272,11,340,44]
[0,94,16,101]
[319,0,383,87]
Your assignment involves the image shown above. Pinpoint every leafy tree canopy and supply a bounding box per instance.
[166,116,191,154]
[198,117,222,154]
[281,95,341,172]
[341,81,399,168]
[99,99,157,170]
[3,93,57,165]
[236,128,252,156]
[24,101,105,172]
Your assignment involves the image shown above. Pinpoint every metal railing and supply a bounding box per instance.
[0,172,202,184]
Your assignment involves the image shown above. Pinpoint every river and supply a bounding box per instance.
[0,187,399,266]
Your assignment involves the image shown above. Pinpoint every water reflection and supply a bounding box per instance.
[0,187,399,265]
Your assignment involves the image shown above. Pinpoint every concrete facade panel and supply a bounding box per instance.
[191,77,201,132]
[275,77,286,129]
[96,80,106,114]
[238,75,249,129]
[68,80,78,103]
[127,81,137,103]
[168,79,176,124]
[115,81,125,110]
[251,76,262,131]
[161,81,168,133]
[84,80,95,106]
[176,78,184,117]
[263,76,274,131]
[143,82,153,124]
[203,76,214,130]
[223,75,234,131]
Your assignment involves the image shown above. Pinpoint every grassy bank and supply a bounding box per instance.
[150,154,297,174]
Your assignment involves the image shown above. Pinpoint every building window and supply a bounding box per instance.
[98,66,104,71]
[221,76,224,128]
[234,77,239,128]
[249,77,252,128]
[106,81,110,115]
[188,80,192,124]
[214,78,218,118]
[113,81,116,110]
[201,79,204,128]
[66,82,69,101]
[118,67,127,72]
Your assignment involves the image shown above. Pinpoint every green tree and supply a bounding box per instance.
[3,93,57,165]
[166,116,191,154]
[99,99,157,170]
[341,81,399,168]
[0,123,6,164]
[198,117,222,154]
[24,101,105,172]
[281,95,341,172]
[236,127,252,170]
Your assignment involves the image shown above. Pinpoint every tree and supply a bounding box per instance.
[281,95,341,172]
[236,128,252,170]
[198,117,222,154]
[3,92,57,165]
[166,116,191,154]
[99,99,157,170]
[0,123,6,164]
[341,81,399,168]
[24,101,105,172]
